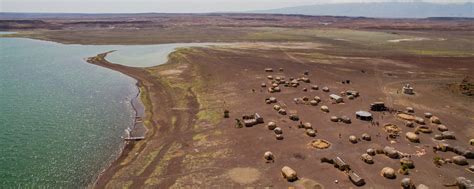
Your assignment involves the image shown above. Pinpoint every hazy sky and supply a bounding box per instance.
[1,0,472,13]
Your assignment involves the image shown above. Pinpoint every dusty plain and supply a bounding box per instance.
[2,14,473,188]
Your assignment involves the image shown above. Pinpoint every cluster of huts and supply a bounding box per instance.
[229,67,473,188]
[264,68,310,93]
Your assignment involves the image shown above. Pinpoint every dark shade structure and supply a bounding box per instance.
[356,111,373,121]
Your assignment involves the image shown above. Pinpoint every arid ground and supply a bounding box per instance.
[3,14,473,188]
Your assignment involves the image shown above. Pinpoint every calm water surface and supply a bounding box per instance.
[106,43,217,67]
[0,36,204,188]
[0,34,216,187]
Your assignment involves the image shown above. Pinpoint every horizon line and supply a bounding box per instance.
[0,1,472,15]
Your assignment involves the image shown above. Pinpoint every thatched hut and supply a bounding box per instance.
[362,133,371,141]
[361,153,374,164]
[311,85,319,90]
[276,134,284,140]
[406,107,414,113]
[322,87,330,92]
[267,122,277,130]
[314,96,321,102]
[367,148,376,156]
[401,178,415,189]
[321,105,330,113]
[306,129,317,137]
[290,79,299,87]
[274,127,283,134]
[265,68,274,72]
[341,116,352,124]
[381,167,396,179]
[434,134,443,140]
[303,122,312,129]
[424,112,433,118]
[441,131,456,139]
[430,116,441,124]
[414,117,425,125]
[264,151,275,162]
[269,97,277,103]
[278,109,287,115]
[281,166,298,182]
[330,116,339,122]
[437,124,448,132]
[384,146,400,159]
[273,86,281,92]
[289,114,299,121]
[310,100,318,106]
[452,156,468,165]
[349,135,358,144]
[400,157,415,168]
[405,132,420,143]
[268,87,275,93]
[301,77,311,83]
[302,96,309,101]
[455,177,474,189]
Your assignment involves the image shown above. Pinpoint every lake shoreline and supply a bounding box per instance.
[89,77,146,188]
[85,51,178,188]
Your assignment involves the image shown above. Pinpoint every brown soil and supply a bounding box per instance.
[86,40,473,188]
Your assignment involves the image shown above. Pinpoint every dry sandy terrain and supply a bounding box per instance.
[4,13,473,188]
[88,40,473,188]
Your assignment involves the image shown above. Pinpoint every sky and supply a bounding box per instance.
[1,0,472,13]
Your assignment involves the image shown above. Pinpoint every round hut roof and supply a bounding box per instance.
[356,111,372,117]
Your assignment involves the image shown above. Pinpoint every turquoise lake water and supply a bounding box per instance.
[0,34,217,187]
[106,43,217,67]
[0,37,140,188]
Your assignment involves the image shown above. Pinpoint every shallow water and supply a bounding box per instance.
[0,37,139,188]
[106,43,217,67]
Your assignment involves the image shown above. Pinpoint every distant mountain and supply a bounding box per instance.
[251,2,474,18]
